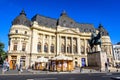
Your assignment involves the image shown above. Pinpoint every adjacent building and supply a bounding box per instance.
[113,43,120,67]
[8,10,113,69]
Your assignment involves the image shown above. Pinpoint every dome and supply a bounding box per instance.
[12,10,31,27]
[57,10,75,28]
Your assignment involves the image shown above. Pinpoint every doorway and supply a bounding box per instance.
[81,58,86,67]
[10,60,16,69]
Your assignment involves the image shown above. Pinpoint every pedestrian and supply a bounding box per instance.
[16,63,18,70]
[2,59,9,72]
[6,61,9,71]
[19,61,23,72]
[80,66,83,72]
[105,62,108,72]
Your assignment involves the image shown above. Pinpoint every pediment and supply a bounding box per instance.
[59,29,79,34]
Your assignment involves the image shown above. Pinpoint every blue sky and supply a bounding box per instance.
[0,0,120,51]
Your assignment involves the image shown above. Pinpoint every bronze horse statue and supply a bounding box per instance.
[89,31,102,50]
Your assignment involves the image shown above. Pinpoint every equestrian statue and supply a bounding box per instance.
[89,30,102,51]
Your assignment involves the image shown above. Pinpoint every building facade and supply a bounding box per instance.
[113,43,120,67]
[8,10,113,69]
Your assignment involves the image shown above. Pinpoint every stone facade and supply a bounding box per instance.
[113,44,120,66]
[8,10,113,69]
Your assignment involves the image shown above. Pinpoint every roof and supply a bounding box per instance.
[12,10,31,27]
[35,57,48,62]
[51,54,73,60]
[12,10,109,34]
[31,11,96,32]
[31,14,57,28]
[75,23,95,32]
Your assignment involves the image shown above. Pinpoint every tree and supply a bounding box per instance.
[0,41,6,64]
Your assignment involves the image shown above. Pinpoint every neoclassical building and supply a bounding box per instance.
[113,43,120,66]
[8,10,113,69]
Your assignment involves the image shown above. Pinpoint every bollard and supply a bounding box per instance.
[100,70,101,72]
[19,71,21,74]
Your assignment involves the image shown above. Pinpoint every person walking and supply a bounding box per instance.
[18,61,23,72]
[2,59,9,73]
[80,66,83,73]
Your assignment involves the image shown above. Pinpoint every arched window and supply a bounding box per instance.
[50,44,54,53]
[22,43,26,51]
[61,44,65,53]
[13,42,18,51]
[67,44,71,53]
[44,43,48,53]
[73,45,77,53]
[37,42,41,52]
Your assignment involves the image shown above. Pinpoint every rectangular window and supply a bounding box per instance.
[50,45,54,53]
[13,43,18,51]
[22,43,26,51]
[37,42,41,52]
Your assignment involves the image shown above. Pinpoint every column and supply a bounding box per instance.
[65,36,67,54]
[110,45,112,55]
[71,37,73,54]
[19,38,22,52]
[106,45,109,55]
[48,35,51,54]
[59,35,61,54]
[31,29,38,53]
[56,34,60,55]
[84,39,87,55]
[9,38,12,51]
[42,34,45,53]
[79,38,81,55]
[77,37,80,55]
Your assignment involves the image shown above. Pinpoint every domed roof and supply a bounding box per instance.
[57,10,75,28]
[12,10,31,27]
[98,24,109,36]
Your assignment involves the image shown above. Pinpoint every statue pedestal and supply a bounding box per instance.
[87,51,107,71]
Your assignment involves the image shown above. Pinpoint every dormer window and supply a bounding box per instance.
[89,29,91,32]
[70,22,73,24]
[25,31,27,34]
[15,30,18,33]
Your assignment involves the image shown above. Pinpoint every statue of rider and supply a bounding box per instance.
[91,29,97,44]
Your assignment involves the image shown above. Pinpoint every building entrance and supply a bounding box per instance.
[81,58,86,67]
[10,60,16,69]
[10,56,17,69]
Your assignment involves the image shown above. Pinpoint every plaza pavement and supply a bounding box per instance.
[0,67,120,75]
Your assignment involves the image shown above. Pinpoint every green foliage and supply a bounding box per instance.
[0,41,6,64]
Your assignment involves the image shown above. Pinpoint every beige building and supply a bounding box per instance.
[8,10,113,69]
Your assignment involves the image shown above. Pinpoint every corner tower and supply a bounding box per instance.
[8,10,31,69]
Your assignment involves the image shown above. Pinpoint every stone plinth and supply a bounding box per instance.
[87,51,107,71]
